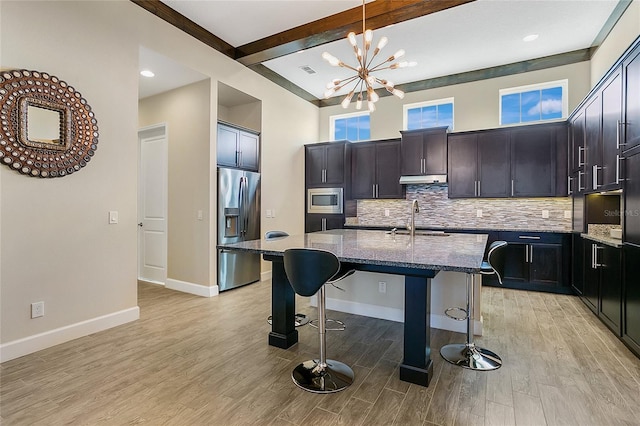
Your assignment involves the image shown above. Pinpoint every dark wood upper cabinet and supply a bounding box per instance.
[217,122,260,171]
[447,129,509,198]
[447,134,477,198]
[623,42,640,153]
[478,130,511,197]
[305,141,348,187]
[351,140,403,199]
[400,127,447,176]
[600,67,623,190]
[510,125,557,197]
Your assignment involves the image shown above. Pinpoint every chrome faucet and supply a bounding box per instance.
[408,199,420,237]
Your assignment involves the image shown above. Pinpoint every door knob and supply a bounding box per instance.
[138,222,143,227]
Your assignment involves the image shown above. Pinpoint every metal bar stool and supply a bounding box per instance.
[284,248,354,393]
[440,240,507,371]
[265,231,309,327]
[308,267,354,331]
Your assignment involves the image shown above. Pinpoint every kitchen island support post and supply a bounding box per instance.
[400,275,433,387]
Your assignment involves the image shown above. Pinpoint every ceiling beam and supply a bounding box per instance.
[131,0,236,58]
[235,0,476,66]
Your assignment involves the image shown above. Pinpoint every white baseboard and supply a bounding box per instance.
[261,270,272,282]
[314,297,483,335]
[166,279,218,297]
[0,307,140,363]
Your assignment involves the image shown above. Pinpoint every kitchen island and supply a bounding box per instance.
[218,229,488,387]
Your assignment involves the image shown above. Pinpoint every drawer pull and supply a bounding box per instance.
[518,236,541,240]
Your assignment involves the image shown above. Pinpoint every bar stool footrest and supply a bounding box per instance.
[309,318,345,331]
[267,314,309,327]
[444,306,468,321]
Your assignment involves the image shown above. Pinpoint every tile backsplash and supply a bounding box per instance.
[346,184,572,232]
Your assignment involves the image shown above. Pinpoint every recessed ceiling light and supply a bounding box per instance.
[523,34,539,42]
[140,70,155,78]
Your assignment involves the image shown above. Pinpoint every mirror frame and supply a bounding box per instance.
[0,69,99,178]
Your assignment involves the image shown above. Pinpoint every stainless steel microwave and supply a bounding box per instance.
[307,188,343,214]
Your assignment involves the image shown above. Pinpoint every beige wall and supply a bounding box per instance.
[139,80,211,287]
[591,0,640,87]
[0,0,318,359]
[220,102,262,133]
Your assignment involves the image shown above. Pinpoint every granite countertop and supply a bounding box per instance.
[218,229,488,273]
[581,233,623,248]
[343,223,572,234]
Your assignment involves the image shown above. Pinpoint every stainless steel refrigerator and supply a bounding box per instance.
[217,167,261,291]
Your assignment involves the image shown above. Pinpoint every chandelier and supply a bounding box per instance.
[322,0,415,112]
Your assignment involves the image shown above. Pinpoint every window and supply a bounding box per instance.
[403,98,454,131]
[330,111,370,141]
[500,80,568,125]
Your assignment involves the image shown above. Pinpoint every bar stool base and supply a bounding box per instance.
[440,343,502,371]
[267,314,309,327]
[292,359,354,393]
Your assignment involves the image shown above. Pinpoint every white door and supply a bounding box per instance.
[138,124,168,284]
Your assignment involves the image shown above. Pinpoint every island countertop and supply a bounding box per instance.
[217,229,488,273]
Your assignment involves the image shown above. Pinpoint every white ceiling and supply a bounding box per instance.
[138,0,622,101]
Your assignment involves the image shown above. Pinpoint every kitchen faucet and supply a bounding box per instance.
[408,199,420,237]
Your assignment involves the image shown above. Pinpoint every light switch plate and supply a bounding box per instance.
[384,209,390,217]
[564,210,572,219]
[109,211,118,224]
[266,209,272,218]
[476,209,483,218]
[542,210,549,219]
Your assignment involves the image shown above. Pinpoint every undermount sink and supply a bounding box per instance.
[386,230,450,237]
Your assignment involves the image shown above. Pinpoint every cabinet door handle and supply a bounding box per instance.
[593,244,603,268]
[616,154,625,184]
[529,244,533,263]
[525,245,529,263]
[322,217,326,231]
[477,180,481,196]
[511,180,514,197]
[578,146,585,167]
[617,120,628,149]
[578,171,585,191]
[376,184,379,198]
[519,235,541,240]
[568,176,573,195]
[592,164,600,190]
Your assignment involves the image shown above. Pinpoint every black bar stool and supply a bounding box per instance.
[440,240,507,371]
[265,231,309,327]
[284,248,354,393]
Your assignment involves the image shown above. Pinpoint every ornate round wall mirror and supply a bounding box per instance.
[0,69,99,178]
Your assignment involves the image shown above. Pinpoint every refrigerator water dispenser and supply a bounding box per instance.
[224,208,239,238]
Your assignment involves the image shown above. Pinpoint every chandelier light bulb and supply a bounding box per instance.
[366,75,376,86]
[368,100,376,112]
[393,49,405,60]
[341,90,355,108]
[348,32,357,47]
[389,88,405,99]
[322,52,341,66]
[377,37,388,51]
[356,93,363,110]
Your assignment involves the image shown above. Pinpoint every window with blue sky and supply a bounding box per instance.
[403,98,454,131]
[500,80,568,125]
[331,111,370,141]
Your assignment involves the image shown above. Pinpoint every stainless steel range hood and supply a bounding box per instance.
[399,174,447,185]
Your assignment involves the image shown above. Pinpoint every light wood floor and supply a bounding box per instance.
[2,280,640,425]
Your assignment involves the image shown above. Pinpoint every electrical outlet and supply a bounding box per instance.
[31,301,44,318]
[378,281,386,293]
[384,209,390,217]
[476,209,483,218]
[542,210,549,219]
[564,210,572,219]
[271,209,276,218]
[266,209,272,218]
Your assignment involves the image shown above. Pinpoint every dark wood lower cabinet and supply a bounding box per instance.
[571,233,584,295]
[305,214,344,233]
[582,239,622,335]
[484,232,570,293]
[623,244,640,356]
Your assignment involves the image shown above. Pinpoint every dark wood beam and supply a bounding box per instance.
[235,0,476,66]
[318,48,592,107]
[131,0,236,58]
[248,64,321,106]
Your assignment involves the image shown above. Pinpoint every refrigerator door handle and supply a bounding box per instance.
[238,176,246,235]
[244,177,250,234]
